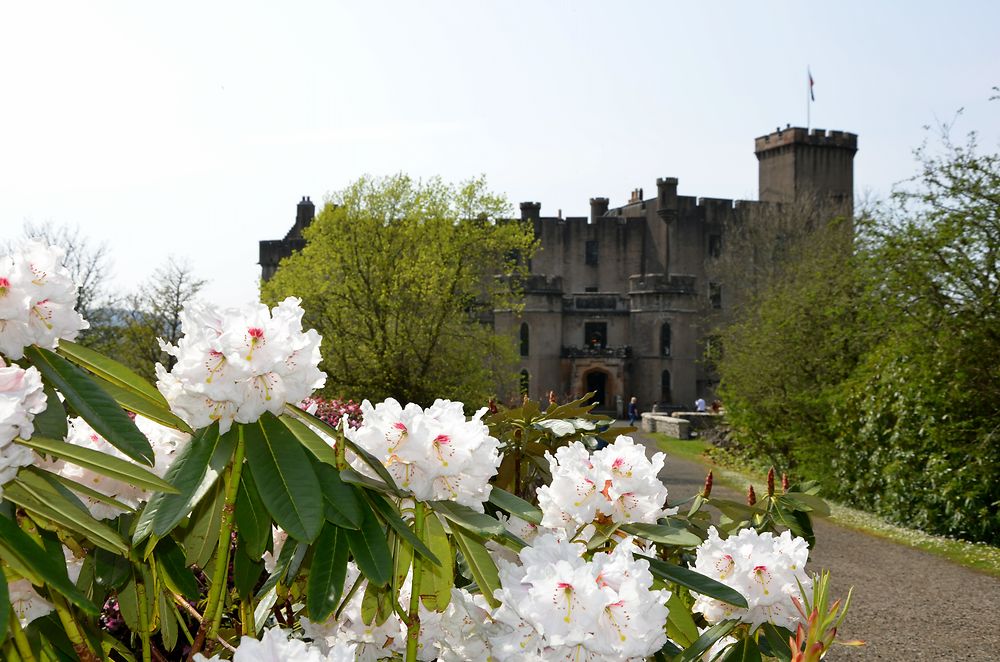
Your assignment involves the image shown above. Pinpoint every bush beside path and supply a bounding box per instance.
[632,431,1000,660]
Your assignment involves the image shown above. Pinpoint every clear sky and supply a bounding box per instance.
[1,1,997,306]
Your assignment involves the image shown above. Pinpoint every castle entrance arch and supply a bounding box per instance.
[585,370,609,410]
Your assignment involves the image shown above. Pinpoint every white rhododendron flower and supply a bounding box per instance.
[492,533,670,661]
[691,527,812,631]
[537,436,670,533]
[155,297,325,433]
[37,416,186,519]
[346,398,502,510]
[263,526,288,574]
[0,357,46,497]
[0,242,88,360]
[436,588,499,662]
[302,562,447,662]
[194,626,356,662]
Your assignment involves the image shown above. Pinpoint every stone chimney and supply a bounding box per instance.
[295,196,315,234]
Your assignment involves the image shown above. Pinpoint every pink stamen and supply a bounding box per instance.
[248,327,264,339]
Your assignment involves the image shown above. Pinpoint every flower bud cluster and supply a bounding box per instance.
[346,398,502,511]
[155,297,325,433]
[691,526,812,630]
[491,533,671,661]
[537,436,670,532]
[0,358,46,497]
[0,242,88,360]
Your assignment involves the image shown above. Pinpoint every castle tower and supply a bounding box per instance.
[755,127,857,209]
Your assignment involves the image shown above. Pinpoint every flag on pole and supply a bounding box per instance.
[809,68,815,101]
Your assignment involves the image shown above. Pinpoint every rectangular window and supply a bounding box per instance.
[584,322,607,349]
[709,282,722,309]
[708,234,722,258]
[584,286,598,293]
[585,240,599,266]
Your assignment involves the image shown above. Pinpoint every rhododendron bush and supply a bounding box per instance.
[0,243,855,662]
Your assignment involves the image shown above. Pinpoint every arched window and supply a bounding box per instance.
[519,370,530,396]
[519,322,529,357]
[661,322,671,357]
[661,370,672,404]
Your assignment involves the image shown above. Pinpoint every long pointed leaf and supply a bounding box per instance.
[24,345,154,465]
[279,412,338,467]
[154,537,199,600]
[244,413,324,543]
[132,423,233,545]
[346,504,392,587]
[451,525,500,608]
[487,486,542,525]
[311,460,362,529]
[418,511,453,611]
[0,566,8,640]
[428,500,505,536]
[16,435,177,493]
[622,522,702,547]
[307,523,350,621]
[722,637,762,662]
[0,514,98,615]
[639,554,749,608]
[33,381,68,440]
[365,493,439,566]
[88,373,192,434]
[236,469,272,559]
[56,339,167,407]
[678,620,740,662]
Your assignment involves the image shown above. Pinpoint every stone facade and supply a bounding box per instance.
[259,127,857,414]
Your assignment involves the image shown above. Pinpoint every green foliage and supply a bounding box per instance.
[260,174,537,407]
[715,117,1000,544]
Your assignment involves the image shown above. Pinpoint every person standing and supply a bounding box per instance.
[628,396,639,425]
[695,397,706,412]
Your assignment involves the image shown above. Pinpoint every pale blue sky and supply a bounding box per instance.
[1,1,997,305]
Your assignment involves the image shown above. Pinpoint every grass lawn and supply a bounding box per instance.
[651,432,1000,577]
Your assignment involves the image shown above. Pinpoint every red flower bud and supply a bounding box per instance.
[702,470,714,498]
[782,472,790,493]
[488,398,498,415]
[747,484,757,506]
[767,467,775,496]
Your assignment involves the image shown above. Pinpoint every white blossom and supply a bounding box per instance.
[436,588,498,662]
[345,398,502,510]
[537,436,670,535]
[7,546,85,628]
[492,533,670,661]
[691,527,812,631]
[0,242,88,360]
[156,298,325,433]
[0,358,46,497]
[194,626,356,662]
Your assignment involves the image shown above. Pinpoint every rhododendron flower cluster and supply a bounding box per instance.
[0,242,89,360]
[0,357,46,497]
[37,416,188,519]
[346,398,502,510]
[691,526,812,630]
[194,626,356,662]
[155,297,325,433]
[492,533,671,661]
[537,435,670,532]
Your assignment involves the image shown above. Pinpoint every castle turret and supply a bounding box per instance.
[520,201,541,221]
[295,196,315,234]
[589,197,609,221]
[755,127,857,208]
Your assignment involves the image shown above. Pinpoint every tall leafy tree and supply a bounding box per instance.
[260,174,536,407]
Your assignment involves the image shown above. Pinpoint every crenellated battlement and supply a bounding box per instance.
[755,126,858,154]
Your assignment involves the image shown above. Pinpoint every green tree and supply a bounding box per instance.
[260,174,537,407]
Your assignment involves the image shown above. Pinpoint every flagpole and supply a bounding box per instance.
[806,66,811,130]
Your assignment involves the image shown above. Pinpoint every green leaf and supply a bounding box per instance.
[154,537,199,600]
[181,480,226,568]
[677,620,739,662]
[586,519,622,550]
[622,522,703,547]
[244,413,324,543]
[451,525,501,608]
[0,513,98,616]
[346,505,392,587]
[419,511,453,612]
[92,543,131,593]
[236,468,272,559]
[311,460,363,529]
[43,468,136,514]
[88,373,192,434]
[132,423,233,545]
[759,623,793,661]
[638,554,749,608]
[779,493,831,517]
[33,381,68,440]
[365,493,439,565]
[56,339,169,408]
[339,467,401,496]
[16,435,177,493]
[306,523,350,621]
[158,590,178,653]
[722,637,762,662]
[428,500,505,537]
[279,412,338,467]
[0,566,8,641]
[487,486,542,525]
[665,591,700,648]
[24,345,154,465]
[234,540,265,601]
[361,579,395,627]
[5,472,128,554]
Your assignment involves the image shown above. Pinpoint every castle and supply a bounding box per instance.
[260,126,857,414]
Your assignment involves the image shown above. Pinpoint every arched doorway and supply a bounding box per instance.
[586,371,608,409]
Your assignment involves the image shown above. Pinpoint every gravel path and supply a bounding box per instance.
[633,432,1000,661]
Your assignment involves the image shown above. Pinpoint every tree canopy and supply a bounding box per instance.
[260,174,537,407]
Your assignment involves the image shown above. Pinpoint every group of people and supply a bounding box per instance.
[626,396,722,425]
